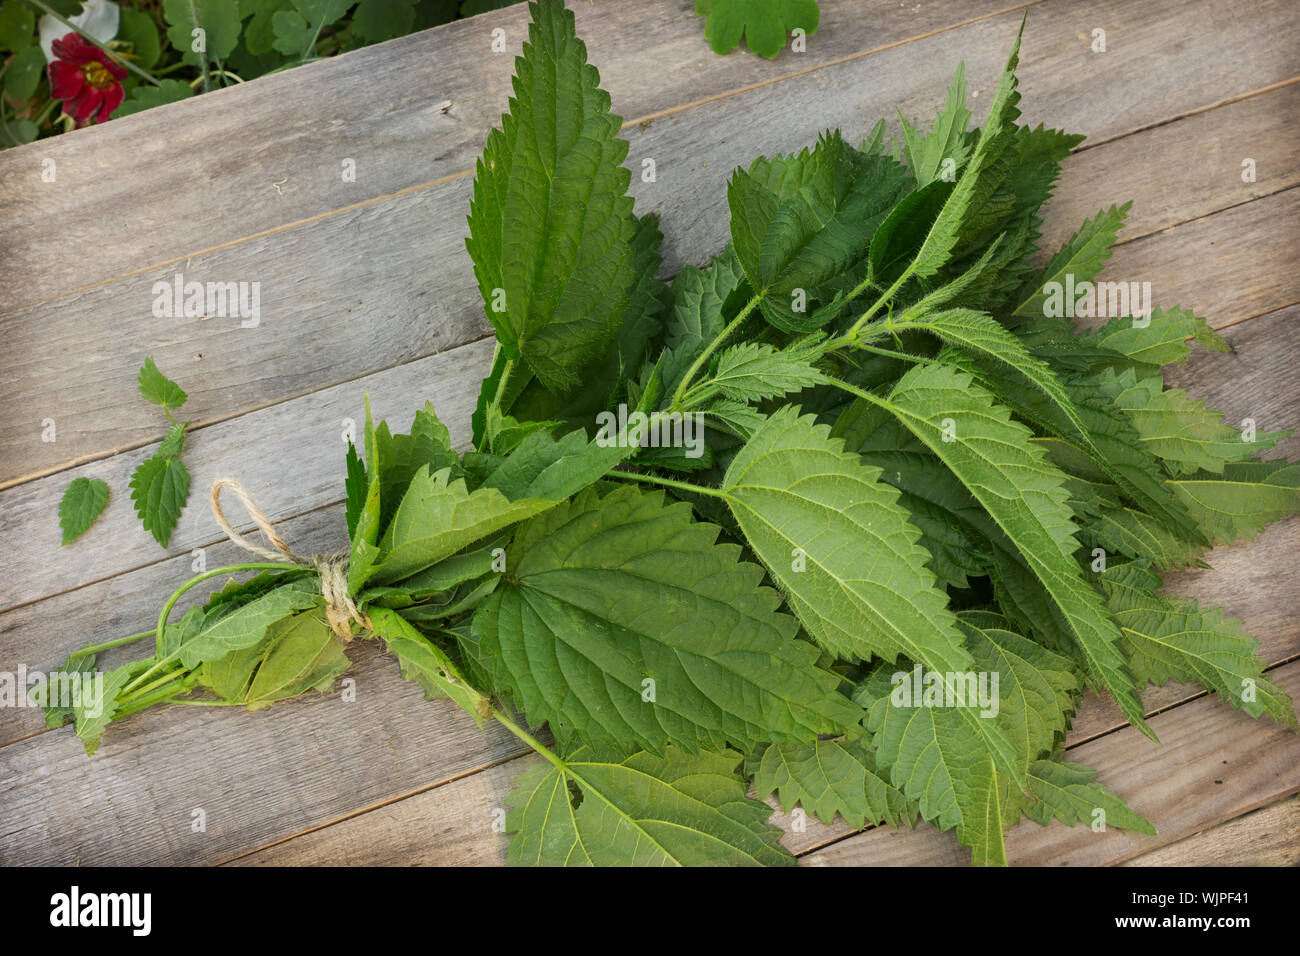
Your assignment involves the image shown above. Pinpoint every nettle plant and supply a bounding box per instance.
[47,0,1299,865]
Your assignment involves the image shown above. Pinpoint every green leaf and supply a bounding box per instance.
[174,579,322,669]
[722,407,974,674]
[241,0,293,55]
[1080,503,1208,571]
[201,607,348,710]
[693,0,818,59]
[900,62,972,188]
[111,79,195,118]
[865,178,953,286]
[1082,306,1227,371]
[157,421,187,459]
[507,745,793,865]
[344,440,367,539]
[1099,562,1297,728]
[958,617,1078,767]
[465,0,637,391]
[907,25,1024,281]
[129,452,190,547]
[1169,460,1300,545]
[368,607,491,725]
[351,0,417,43]
[887,308,1094,461]
[137,356,188,410]
[58,477,109,545]
[0,2,35,53]
[728,131,909,331]
[117,7,162,69]
[270,9,313,55]
[1022,757,1155,835]
[506,212,672,427]
[720,408,1023,789]
[476,426,632,501]
[750,738,913,830]
[0,116,37,146]
[876,362,1154,739]
[652,245,748,398]
[368,465,554,586]
[3,44,43,100]
[474,484,862,754]
[72,662,138,756]
[163,0,242,66]
[373,403,462,531]
[1091,367,1287,475]
[691,338,826,405]
[856,666,1007,865]
[1011,204,1128,321]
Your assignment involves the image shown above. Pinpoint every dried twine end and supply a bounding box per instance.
[210,478,370,641]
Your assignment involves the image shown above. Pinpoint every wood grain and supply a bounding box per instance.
[4,175,1292,615]
[1120,795,1300,866]
[0,337,491,613]
[5,0,1296,486]
[799,661,1300,866]
[0,0,1026,313]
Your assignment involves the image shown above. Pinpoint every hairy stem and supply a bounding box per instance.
[671,292,761,410]
[606,469,726,499]
[491,707,566,771]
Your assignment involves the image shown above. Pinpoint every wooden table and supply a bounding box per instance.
[1,0,1297,866]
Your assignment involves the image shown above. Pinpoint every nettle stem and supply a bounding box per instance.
[122,562,307,694]
[671,292,762,410]
[606,469,725,499]
[491,707,566,771]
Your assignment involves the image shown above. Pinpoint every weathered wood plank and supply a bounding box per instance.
[799,661,1300,866]
[1038,80,1300,250]
[1077,187,1300,334]
[1120,795,1300,866]
[0,505,342,745]
[0,641,533,865]
[4,179,1292,614]
[0,0,1024,313]
[5,0,1295,486]
[0,338,492,613]
[234,658,1300,867]
[4,299,1293,867]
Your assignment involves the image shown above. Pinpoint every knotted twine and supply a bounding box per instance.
[209,478,370,640]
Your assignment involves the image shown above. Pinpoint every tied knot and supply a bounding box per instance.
[210,478,371,640]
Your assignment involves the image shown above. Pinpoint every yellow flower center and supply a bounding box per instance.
[82,61,114,90]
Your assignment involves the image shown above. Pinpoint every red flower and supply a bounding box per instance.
[48,33,127,125]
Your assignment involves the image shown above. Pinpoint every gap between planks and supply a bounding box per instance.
[0,0,1044,321]
[4,81,1294,495]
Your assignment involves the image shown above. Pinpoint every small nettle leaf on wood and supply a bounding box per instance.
[49,0,1297,869]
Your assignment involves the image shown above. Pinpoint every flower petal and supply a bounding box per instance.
[48,61,85,101]
[39,0,120,63]
[97,82,125,123]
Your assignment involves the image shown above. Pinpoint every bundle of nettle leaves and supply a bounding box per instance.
[48,0,1299,866]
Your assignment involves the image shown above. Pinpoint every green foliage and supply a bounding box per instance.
[750,738,913,829]
[58,477,109,545]
[474,484,862,754]
[507,745,793,865]
[694,0,819,59]
[127,359,194,547]
[464,0,637,391]
[57,1,1299,868]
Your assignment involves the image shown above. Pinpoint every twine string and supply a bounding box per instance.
[209,478,370,639]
